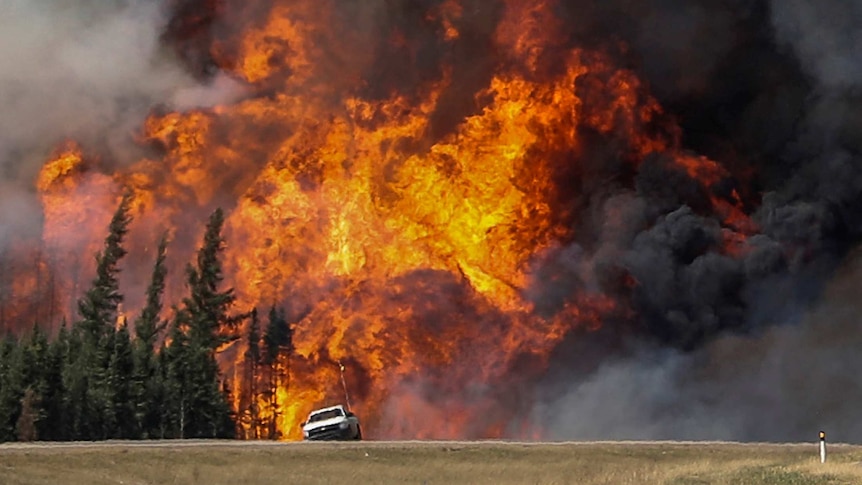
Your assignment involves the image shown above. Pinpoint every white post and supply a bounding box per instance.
[339,360,352,411]
[819,431,826,463]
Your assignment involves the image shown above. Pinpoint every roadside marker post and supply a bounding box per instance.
[819,431,826,463]
[338,360,353,411]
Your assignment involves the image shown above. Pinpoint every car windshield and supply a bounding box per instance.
[308,408,344,423]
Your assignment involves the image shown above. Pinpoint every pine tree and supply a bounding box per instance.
[15,388,39,441]
[77,192,133,343]
[243,308,261,439]
[156,338,178,439]
[0,335,23,442]
[61,324,89,439]
[177,208,241,438]
[107,322,136,438]
[135,234,168,348]
[183,208,244,351]
[0,328,52,443]
[133,234,169,438]
[18,325,50,441]
[93,328,119,438]
[262,306,293,439]
[219,379,238,439]
[40,323,69,441]
[162,314,190,439]
[71,192,134,440]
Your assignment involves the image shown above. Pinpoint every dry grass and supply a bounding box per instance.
[1,440,861,485]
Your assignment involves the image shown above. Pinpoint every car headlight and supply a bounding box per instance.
[303,430,309,437]
[339,421,349,429]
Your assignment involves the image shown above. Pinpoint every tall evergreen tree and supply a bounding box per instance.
[70,192,134,440]
[173,208,241,438]
[158,334,185,439]
[243,308,261,438]
[0,335,22,442]
[132,234,169,438]
[15,387,39,442]
[61,324,89,439]
[77,192,133,342]
[183,208,244,351]
[134,233,169,348]
[162,311,195,439]
[66,193,132,439]
[107,322,136,438]
[17,326,50,441]
[262,306,292,439]
[93,328,119,438]
[40,323,69,441]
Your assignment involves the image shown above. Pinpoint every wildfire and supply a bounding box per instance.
[15,0,757,440]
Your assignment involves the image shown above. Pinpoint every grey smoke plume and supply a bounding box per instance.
[0,2,238,202]
[534,248,862,443]
[771,0,862,88]
[0,0,243,247]
[532,0,862,442]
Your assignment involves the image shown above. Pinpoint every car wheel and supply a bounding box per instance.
[355,425,362,440]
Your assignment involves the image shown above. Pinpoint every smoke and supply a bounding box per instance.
[0,0,242,238]
[0,183,43,246]
[534,248,862,442]
[532,0,862,442]
[771,0,862,89]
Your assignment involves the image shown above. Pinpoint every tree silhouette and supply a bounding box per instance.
[262,306,293,439]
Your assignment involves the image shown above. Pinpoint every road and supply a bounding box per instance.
[0,438,831,450]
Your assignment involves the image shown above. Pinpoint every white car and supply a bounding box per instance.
[301,404,362,441]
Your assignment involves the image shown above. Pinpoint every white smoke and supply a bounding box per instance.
[0,0,244,176]
[0,0,243,247]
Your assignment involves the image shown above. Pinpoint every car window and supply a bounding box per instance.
[307,408,344,423]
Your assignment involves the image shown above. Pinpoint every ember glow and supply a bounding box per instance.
[8,0,857,442]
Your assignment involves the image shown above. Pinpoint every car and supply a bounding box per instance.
[301,404,362,440]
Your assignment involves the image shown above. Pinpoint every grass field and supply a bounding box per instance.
[2,440,861,485]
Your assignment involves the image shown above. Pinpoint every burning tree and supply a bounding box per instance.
[235,305,294,440]
[2,0,861,442]
[239,307,261,439]
[261,306,294,439]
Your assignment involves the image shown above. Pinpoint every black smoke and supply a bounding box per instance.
[526,0,862,442]
[4,0,862,441]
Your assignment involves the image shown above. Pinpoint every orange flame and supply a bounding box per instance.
[16,0,757,440]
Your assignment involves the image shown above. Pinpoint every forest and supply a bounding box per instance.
[0,195,292,441]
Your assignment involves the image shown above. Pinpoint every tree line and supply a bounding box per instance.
[0,195,294,441]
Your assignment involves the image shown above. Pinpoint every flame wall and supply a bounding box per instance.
[2,0,862,441]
